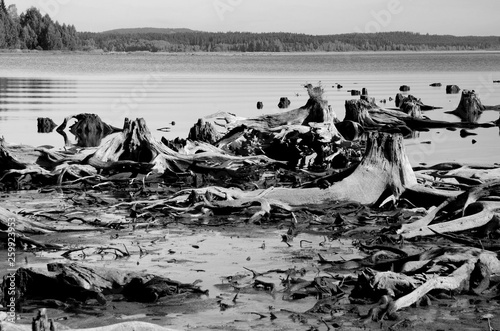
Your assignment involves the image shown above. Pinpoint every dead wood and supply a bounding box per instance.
[57,113,121,147]
[213,84,339,133]
[187,118,221,144]
[166,132,417,217]
[0,206,55,234]
[398,180,500,238]
[447,90,500,122]
[3,309,179,331]
[3,262,207,308]
[351,247,500,316]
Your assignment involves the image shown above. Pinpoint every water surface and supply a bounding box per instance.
[1,51,499,165]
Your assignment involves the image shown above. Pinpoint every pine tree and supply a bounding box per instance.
[0,0,7,15]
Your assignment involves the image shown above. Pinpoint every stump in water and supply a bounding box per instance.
[448,90,484,122]
[57,113,121,147]
[278,97,291,109]
[188,118,222,144]
[446,85,461,94]
[400,101,422,118]
[36,118,57,133]
[256,101,263,109]
[399,85,410,92]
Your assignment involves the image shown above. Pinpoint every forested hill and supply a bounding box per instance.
[80,30,500,52]
[102,27,196,35]
[1,2,499,52]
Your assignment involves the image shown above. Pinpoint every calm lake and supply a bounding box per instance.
[1,51,499,165]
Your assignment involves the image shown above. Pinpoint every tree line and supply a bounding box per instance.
[0,2,78,50]
[81,30,500,53]
[1,1,499,53]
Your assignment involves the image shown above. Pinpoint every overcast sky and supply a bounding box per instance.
[11,0,500,36]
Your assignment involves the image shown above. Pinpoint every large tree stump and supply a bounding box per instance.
[57,114,121,147]
[196,132,417,208]
[448,90,483,122]
[187,118,222,144]
[344,99,405,128]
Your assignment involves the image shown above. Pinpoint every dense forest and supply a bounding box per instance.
[1,1,500,53]
[84,30,500,53]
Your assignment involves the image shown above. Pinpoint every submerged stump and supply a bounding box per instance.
[448,90,484,122]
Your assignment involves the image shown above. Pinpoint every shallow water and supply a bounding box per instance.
[1,51,500,165]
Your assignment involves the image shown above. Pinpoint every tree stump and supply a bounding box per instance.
[344,99,378,127]
[395,93,405,108]
[256,101,263,109]
[446,85,461,94]
[399,85,410,92]
[400,101,422,118]
[188,118,222,145]
[56,113,121,147]
[350,90,361,96]
[448,90,484,122]
[362,88,369,95]
[278,97,291,109]
[36,118,57,133]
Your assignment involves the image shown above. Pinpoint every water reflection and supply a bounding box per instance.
[57,114,121,147]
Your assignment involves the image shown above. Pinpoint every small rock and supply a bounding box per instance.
[278,97,291,109]
[472,139,477,144]
[429,83,442,87]
[399,85,410,92]
[256,101,263,109]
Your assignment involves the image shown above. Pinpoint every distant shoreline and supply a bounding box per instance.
[1,49,500,56]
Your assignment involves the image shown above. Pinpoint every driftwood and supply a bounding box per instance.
[398,180,500,238]
[351,247,500,317]
[2,309,179,331]
[2,262,207,308]
[166,131,417,218]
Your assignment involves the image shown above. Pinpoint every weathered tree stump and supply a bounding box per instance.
[57,113,121,147]
[36,118,57,133]
[196,131,417,208]
[362,88,369,95]
[350,90,361,96]
[395,93,404,108]
[188,118,222,145]
[256,101,263,109]
[278,97,291,109]
[446,85,461,94]
[448,90,484,122]
[399,85,410,92]
[400,101,422,118]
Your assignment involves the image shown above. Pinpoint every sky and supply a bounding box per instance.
[10,0,500,36]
